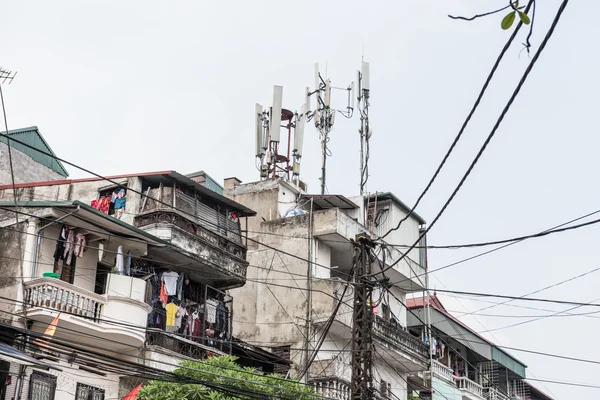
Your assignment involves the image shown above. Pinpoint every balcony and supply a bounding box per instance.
[135,188,248,288]
[456,377,484,400]
[373,316,429,372]
[430,360,454,384]
[23,276,151,351]
[145,330,227,361]
[311,279,353,334]
[483,388,509,400]
[311,208,425,291]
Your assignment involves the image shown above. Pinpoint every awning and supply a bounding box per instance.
[300,194,359,210]
[0,343,62,371]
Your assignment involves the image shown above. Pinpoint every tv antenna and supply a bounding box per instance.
[309,63,354,195]
[357,61,372,196]
[255,86,307,184]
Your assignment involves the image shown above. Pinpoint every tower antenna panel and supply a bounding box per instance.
[270,85,283,142]
[361,62,370,91]
[324,79,332,107]
[255,103,265,156]
[294,104,307,157]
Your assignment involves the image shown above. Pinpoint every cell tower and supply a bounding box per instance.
[255,86,307,184]
[255,63,355,193]
[357,61,372,196]
[310,63,354,195]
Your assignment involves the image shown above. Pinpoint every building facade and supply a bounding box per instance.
[224,178,430,400]
[0,171,289,400]
[406,295,553,400]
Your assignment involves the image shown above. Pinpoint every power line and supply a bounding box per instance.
[452,264,600,319]
[389,213,600,250]
[372,0,570,278]
[379,1,534,240]
[0,135,351,280]
[388,205,600,288]
[0,309,324,398]
[432,288,600,308]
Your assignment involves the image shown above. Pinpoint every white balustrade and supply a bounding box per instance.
[24,278,105,320]
[431,360,454,383]
[311,379,351,400]
[456,376,484,399]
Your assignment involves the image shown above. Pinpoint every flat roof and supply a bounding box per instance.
[367,192,426,225]
[301,194,359,210]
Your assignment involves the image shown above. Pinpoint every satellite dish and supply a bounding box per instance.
[270,85,283,142]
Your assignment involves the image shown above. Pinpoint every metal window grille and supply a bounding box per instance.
[29,372,57,400]
[75,383,105,400]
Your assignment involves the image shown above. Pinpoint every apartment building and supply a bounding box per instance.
[406,294,553,400]
[0,170,289,400]
[224,178,431,400]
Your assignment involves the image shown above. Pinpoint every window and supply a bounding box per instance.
[76,383,105,400]
[29,372,56,400]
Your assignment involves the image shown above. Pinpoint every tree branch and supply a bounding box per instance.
[448,4,511,21]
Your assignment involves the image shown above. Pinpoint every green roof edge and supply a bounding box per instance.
[1,126,69,177]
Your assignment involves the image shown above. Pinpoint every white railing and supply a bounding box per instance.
[431,360,454,383]
[311,379,351,400]
[24,278,105,321]
[456,376,484,399]
[483,387,510,400]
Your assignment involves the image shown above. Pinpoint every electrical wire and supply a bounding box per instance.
[372,0,570,279]
[0,310,323,398]
[0,326,301,400]
[379,0,534,240]
[0,136,352,281]
[388,213,600,250]
[431,289,600,308]
[387,205,600,288]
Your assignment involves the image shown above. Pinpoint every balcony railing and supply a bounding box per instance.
[456,377,484,399]
[24,278,104,321]
[483,387,509,400]
[140,187,243,245]
[145,330,226,360]
[431,360,454,383]
[373,316,429,361]
[310,379,351,400]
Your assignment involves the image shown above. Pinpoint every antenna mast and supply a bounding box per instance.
[357,61,371,196]
[255,86,307,185]
[310,63,354,195]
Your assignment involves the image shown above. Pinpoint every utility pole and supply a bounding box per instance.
[351,233,375,400]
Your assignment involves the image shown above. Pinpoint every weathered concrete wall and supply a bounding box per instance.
[0,142,65,185]
[229,214,313,371]
[0,217,25,324]
[224,179,301,249]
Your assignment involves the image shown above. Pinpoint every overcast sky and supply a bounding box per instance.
[1,1,596,398]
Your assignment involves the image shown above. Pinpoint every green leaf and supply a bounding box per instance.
[501,11,516,30]
[518,11,531,25]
